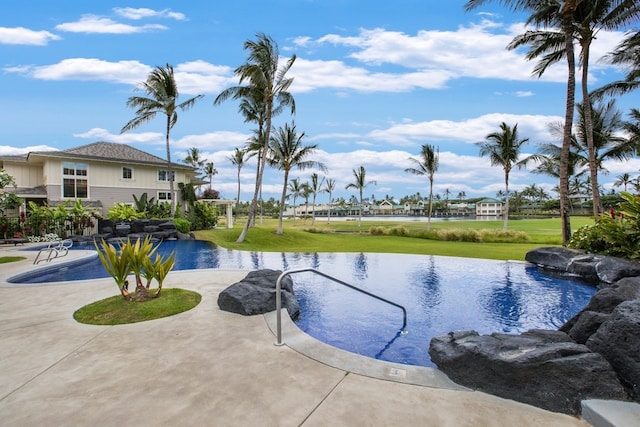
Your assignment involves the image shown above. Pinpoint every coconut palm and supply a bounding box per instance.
[614,173,632,192]
[287,178,303,226]
[323,178,336,223]
[121,64,203,216]
[346,166,377,227]
[478,122,529,230]
[268,122,326,234]
[184,147,205,172]
[228,148,251,218]
[309,173,325,226]
[466,0,582,244]
[214,33,296,243]
[594,30,640,98]
[405,144,439,230]
[203,162,217,190]
[507,1,640,216]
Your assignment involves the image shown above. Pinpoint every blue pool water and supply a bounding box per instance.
[14,240,596,367]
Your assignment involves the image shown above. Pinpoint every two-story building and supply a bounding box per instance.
[0,141,198,215]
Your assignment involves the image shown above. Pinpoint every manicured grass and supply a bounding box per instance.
[73,288,202,325]
[0,256,26,264]
[194,216,595,261]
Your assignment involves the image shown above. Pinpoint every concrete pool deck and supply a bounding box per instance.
[0,244,592,426]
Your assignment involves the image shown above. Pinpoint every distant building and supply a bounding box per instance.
[475,198,504,216]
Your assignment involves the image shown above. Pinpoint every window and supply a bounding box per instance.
[158,191,172,201]
[158,170,174,182]
[122,167,133,180]
[62,162,88,198]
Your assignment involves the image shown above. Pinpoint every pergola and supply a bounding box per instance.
[198,199,236,229]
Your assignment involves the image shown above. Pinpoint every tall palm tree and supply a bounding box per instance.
[466,0,581,244]
[121,64,203,216]
[346,166,377,227]
[594,29,640,98]
[507,1,640,216]
[405,144,439,230]
[215,33,296,243]
[184,147,205,172]
[614,173,632,192]
[623,108,640,149]
[228,148,250,218]
[203,162,217,190]
[323,178,336,223]
[287,178,303,227]
[478,122,529,230]
[309,172,325,226]
[268,122,326,234]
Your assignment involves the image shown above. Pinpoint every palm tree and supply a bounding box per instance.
[309,173,325,226]
[346,166,377,227]
[215,33,296,243]
[594,30,640,99]
[203,162,217,190]
[228,148,250,218]
[457,191,466,201]
[623,108,640,149]
[466,0,582,244]
[268,122,326,234]
[121,64,203,216]
[300,182,312,224]
[184,147,205,172]
[478,122,529,230]
[405,144,439,230]
[323,178,336,223]
[614,173,632,192]
[287,178,303,226]
[507,1,640,216]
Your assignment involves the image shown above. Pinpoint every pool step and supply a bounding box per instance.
[582,399,640,427]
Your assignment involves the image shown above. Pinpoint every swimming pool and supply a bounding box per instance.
[12,240,595,367]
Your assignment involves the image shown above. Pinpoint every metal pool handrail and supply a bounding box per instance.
[274,267,407,346]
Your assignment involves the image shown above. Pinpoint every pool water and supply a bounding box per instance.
[14,240,596,367]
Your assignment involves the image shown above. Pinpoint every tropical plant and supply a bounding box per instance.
[466,0,584,245]
[308,173,325,227]
[405,144,439,230]
[215,33,296,243]
[95,239,133,298]
[268,122,326,234]
[323,178,336,224]
[107,202,141,221]
[203,162,218,190]
[287,178,303,226]
[477,122,529,230]
[594,29,640,99]
[121,63,204,216]
[184,147,205,173]
[346,166,377,227]
[228,147,250,218]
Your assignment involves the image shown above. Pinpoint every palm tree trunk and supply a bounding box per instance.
[237,111,272,243]
[165,116,176,217]
[427,179,433,231]
[503,171,509,230]
[235,167,241,220]
[277,170,289,234]
[580,41,601,216]
[560,8,576,246]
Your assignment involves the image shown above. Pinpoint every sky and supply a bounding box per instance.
[1,0,639,204]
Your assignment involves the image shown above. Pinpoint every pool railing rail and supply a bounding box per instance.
[274,268,407,346]
[33,239,73,264]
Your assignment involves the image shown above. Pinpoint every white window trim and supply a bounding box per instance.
[122,166,134,181]
[62,161,89,199]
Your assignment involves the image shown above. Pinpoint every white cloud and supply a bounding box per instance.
[113,7,187,21]
[55,15,166,34]
[0,27,60,45]
[0,145,57,155]
[73,128,163,144]
[173,131,249,150]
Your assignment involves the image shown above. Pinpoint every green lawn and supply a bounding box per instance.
[194,216,594,261]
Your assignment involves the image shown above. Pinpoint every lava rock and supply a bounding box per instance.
[525,247,584,272]
[586,299,640,400]
[217,269,299,319]
[429,329,627,415]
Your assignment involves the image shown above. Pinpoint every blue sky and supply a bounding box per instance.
[1,1,638,203]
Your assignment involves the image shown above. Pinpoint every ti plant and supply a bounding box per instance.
[95,235,176,301]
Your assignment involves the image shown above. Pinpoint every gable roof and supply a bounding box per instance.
[28,142,193,169]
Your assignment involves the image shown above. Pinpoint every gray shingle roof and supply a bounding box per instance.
[30,141,193,169]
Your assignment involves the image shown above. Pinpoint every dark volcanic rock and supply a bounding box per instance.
[595,257,640,284]
[586,299,640,399]
[561,277,640,343]
[524,247,584,272]
[217,269,299,319]
[429,329,627,415]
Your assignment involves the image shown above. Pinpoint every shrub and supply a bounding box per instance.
[369,226,387,235]
[388,226,410,236]
[187,202,218,230]
[436,228,482,242]
[107,203,141,221]
[173,218,191,234]
[480,229,530,243]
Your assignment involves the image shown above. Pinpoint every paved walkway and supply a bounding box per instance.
[0,244,589,426]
